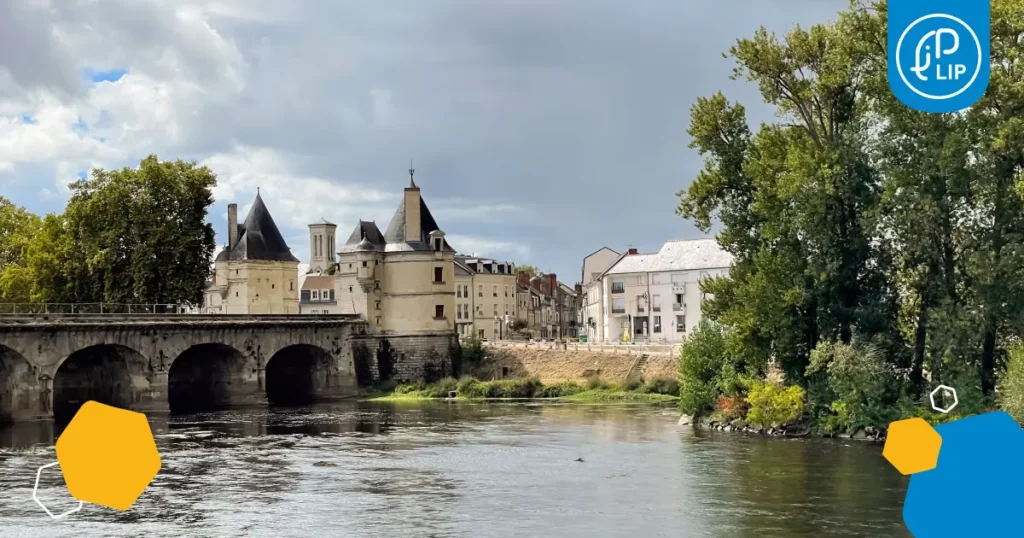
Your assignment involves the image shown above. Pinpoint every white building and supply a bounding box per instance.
[579,247,620,342]
[592,239,732,343]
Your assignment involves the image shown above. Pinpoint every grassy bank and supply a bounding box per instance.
[363,376,680,403]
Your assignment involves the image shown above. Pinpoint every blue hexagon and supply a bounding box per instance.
[903,411,1024,536]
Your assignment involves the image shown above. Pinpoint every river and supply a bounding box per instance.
[0,402,910,537]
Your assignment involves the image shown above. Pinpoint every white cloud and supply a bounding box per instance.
[447,234,530,259]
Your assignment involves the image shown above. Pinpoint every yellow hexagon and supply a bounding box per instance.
[55,401,161,511]
[883,417,942,475]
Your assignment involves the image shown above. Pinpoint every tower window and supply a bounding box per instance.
[433,238,442,251]
[362,261,367,267]
[272,284,275,289]
[435,305,445,319]
[433,267,443,283]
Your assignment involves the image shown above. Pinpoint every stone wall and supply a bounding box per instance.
[469,344,679,384]
[352,332,460,384]
[0,317,367,421]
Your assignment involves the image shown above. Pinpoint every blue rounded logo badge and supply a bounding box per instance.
[888,1,990,113]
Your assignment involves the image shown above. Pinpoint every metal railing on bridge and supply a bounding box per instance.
[0,303,188,315]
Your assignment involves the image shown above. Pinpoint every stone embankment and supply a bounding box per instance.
[679,415,886,442]
[473,341,679,384]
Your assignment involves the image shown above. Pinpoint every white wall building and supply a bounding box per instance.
[579,247,620,342]
[595,239,732,344]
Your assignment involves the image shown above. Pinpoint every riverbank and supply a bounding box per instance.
[679,414,888,442]
[361,376,679,403]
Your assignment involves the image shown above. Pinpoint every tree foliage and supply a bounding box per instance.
[0,155,218,307]
[679,0,1024,427]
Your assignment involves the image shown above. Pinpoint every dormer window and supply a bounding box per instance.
[433,238,442,251]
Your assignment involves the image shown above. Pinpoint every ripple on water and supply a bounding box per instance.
[0,402,909,538]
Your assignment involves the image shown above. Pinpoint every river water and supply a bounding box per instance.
[0,402,910,537]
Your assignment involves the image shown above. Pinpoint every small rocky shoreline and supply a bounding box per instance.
[678,415,886,442]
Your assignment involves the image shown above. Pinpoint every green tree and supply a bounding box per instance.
[38,155,218,306]
[516,264,540,277]
[680,17,900,383]
[0,196,42,302]
[678,319,729,417]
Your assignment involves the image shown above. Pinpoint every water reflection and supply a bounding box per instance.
[0,402,909,537]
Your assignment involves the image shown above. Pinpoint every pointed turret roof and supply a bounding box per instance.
[340,220,386,253]
[216,191,300,262]
[382,195,454,252]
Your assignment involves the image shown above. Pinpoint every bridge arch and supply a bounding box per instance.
[0,345,36,423]
[168,343,250,414]
[53,344,149,420]
[265,344,356,405]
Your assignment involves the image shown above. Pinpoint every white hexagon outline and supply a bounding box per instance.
[930,384,959,414]
[33,461,83,520]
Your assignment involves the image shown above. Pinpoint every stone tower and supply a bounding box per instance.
[308,218,337,274]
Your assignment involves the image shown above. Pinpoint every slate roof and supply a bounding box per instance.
[216,192,300,263]
[603,238,732,275]
[302,275,335,290]
[454,259,474,277]
[382,193,455,252]
[340,220,386,253]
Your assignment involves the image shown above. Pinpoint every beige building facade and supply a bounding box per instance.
[334,172,456,334]
[455,256,517,340]
[204,192,300,314]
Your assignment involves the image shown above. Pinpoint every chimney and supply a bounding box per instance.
[228,203,238,247]
[548,274,557,293]
[517,272,531,287]
[627,248,638,255]
[404,167,421,242]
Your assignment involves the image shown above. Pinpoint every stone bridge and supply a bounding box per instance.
[0,314,459,423]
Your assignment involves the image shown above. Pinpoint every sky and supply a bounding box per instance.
[0,0,848,282]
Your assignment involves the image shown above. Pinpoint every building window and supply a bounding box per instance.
[434,267,443,283]
[676,315,686,332]
[374,281,380,290]
[376,301,380,310]
[654,316,662,333]
[435,305,445,319]
[235,291,238,297]
[349,263,352,268]
[611,280,625,294]
[652,273,667,285]
[349,286,353,293]
[434,238,443,251]
[478,285,483,297]
[672,272,686,285]
[271,283,275,289]
[376,317,381,325]
[612,297,625,313]
[235,269,238,275]
[312,290,319,300]
[652,294,661,312]
[290,281,294,291]
[504,285,508,297]
[637,295,645,313]
[362,261,367,267]
[493,304,498,316]
[493,285,498,297]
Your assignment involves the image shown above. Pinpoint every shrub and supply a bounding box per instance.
[538,381,584,398]
[679,320,728,417]
[643,377,680,396]
[745,381,805,429]
[806,340,900,433]
[586,376,613,390]
[999,345,1024,422]
[623,377,644,392]
[393,381,426,395]
[456,376,480,394]
[460,336,486,364]
[479,378,542,398]
[715,394,748,421]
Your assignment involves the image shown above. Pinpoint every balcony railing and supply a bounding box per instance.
[611,308,625,314]
[673,303,684,311]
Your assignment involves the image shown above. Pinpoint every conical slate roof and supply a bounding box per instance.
[216,192,300,262]
[340,220,386,253]
[382,195,454,252]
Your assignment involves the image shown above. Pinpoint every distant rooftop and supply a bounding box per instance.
[604,238,732,275]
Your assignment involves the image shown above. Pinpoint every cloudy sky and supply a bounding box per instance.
[0,0,847,281]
